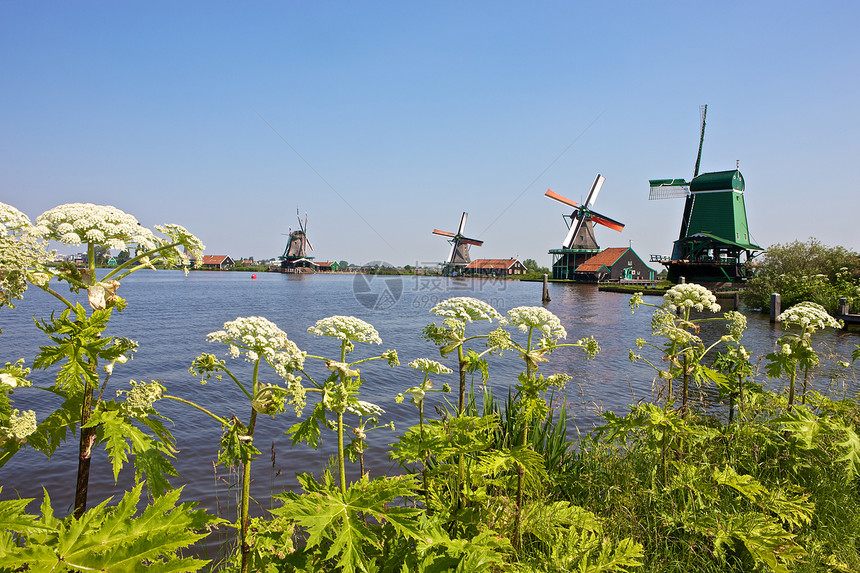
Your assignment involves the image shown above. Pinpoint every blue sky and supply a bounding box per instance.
[2,1,858,267]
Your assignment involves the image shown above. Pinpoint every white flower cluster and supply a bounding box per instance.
[154,223,205,265]
[776,301,842,332]
[724,311,747,340]
[0,202,32,235]
[0,373,18,388]
[429,297,504,323]
[346,400,385,418]
[408,358,453,374]
[208,316,306,375]
[308,315,382,344]
[31,203,159,251]
[5,409,37,442]
[0,360,31,389]
[662,283,721,313]
[117,380,163,415]
[506,306,567,340]
[656,324,700,346]
[545,373,572,388]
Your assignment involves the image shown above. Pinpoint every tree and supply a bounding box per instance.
[93,245,108,266]
[338,260,349,270]
[523,258,551,276]
[741,238,860,313]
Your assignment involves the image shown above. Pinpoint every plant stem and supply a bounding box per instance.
[514,326,535,553]
[240,359,261,573]
[74,377,95,519]
[801,366,810,405]
[419,399,431,510]
[787,367,797,410]
[337,412,347,494]
[162,395,228,425]
[239,430,253,573]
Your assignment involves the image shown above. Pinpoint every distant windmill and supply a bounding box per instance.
[648,105,761,283]
[432,212,483,276]
[545,174,625,280]
[279,210,316,273]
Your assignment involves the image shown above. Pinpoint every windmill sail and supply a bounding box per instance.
[432,212,483,268]
[545,173,624,250]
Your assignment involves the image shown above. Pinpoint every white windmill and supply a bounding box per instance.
[432,212,483,275]
[545,174,625,279]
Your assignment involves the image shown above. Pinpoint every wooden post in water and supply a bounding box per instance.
[542,274,551,303]
[734,292,739,310]
[770,293,781,323]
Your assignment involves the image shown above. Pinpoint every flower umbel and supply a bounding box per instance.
[32,203,160,251]
[776,301,842,332]
[0,202,32,235]
[308,316,382,345]
[429,297,504,323]
[407,358,453,374]
[208,316,305,375]
[507,306,567,340]
[662,283,721,314]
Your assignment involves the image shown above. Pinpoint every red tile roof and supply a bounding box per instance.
[465,258,524,270]
[575,248,629,272]
[202,255,231,265]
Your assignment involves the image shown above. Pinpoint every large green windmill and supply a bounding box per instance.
[649,106,761,284]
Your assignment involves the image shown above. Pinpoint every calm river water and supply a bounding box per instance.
[1,270,858,527]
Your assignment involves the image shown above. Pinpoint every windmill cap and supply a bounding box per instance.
[690,170,744,193]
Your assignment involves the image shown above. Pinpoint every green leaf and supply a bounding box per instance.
[274,474,422,573]
[86,407,147,481]
[773,407,822,450]
[834,422,860,480]
[287,402,326,449]
[9,483,219,573]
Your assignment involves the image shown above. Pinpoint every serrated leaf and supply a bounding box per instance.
[86,407,147,481]
[835,422,860,480]
[10,483,218,573]
[773,407,822,449]
[287,402,326,449]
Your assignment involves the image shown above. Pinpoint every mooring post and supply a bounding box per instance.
[770,293,781,323]
[542,274,551,303]
[734,292,739,310]
[838,297,850,316]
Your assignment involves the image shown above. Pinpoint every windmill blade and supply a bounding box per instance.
[694,104,707,177]
[460,237,483,247]
[648,179,690,200]
[585,174,605,209]
[588,210,625,232]
[562,215,585,249]
[447,240,457,264]
[306,238,314,251]
[457,212,468,235]
[545,189,581,209]
[432,229,456,237]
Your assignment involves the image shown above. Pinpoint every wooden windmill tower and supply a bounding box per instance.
[279,210,315,273]
[545,174,625,280]
[648,105,761,284]
[432,212,483,276]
